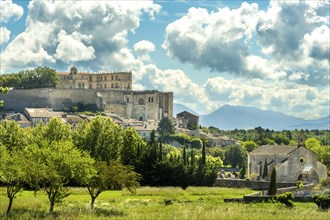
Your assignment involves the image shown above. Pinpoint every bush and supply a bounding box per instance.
[296,180,303,190]
[276,192,294,208]
[313,194,330,210]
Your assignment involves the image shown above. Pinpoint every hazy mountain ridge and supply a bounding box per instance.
[174,104,329,130]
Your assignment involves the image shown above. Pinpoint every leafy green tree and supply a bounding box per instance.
[0,66,59,89]
[268,167,277,196]
[242,140,257,152]
[43,117,71,143]
[224,145,246,168]
[157,117,174,137]
[121,127,143,166]
[73,116,123,162]
[87,161,140,209]
[26,141,95,213]
[0,120,30,151]
[0,147,28,215]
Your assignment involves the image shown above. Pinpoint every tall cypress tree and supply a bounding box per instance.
[201,140,206,166]
[191,149,195,166]
[159,141,163,161]
[268,167,277,195]
[262,159,268,179]
[183,145,187,166]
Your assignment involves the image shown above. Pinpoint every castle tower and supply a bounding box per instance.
[70,66,78,75]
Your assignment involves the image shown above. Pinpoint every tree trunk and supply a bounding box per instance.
[6,197,14,216]
[91,196,96,209]
[49,200,55,213]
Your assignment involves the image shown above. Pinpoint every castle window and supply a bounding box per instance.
[115,83,118,88]
[89,76,92,81]
[104,84,107,89]
[115,75,118,80]
[148,97,151,102]
[104,76,107,81]
[111,75,114,80]
[100,84,102,89]
[138,98,145,105]
[127,97,129,103]
[151,97,154,102]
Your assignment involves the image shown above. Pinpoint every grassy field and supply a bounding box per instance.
[0,187,328,219]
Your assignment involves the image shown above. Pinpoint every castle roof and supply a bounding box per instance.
[249,145,297,155]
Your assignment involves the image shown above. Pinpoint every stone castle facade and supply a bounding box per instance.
[0,67,173,121]
[57,66,132,91]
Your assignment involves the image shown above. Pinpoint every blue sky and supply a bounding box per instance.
[0,0,329,119]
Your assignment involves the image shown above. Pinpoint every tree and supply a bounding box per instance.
[201,139,206,166]
[182,145,187,166]
[0,86,9,106]
[73,116,123,163]
[0,120,30,151]
[0,147,28,216]
[240,161,246,179]
[87,161,140,209]
[43,117,72,143]
[242,140,257,152]
[262,159,268,179]
[121,127,143,166]
[157,117,174,137]
[268,167,277,196]
[26,141,95,212]
[0,66,59,89]
[224,145,246,168]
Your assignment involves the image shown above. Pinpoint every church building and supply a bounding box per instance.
[247,141,327,183]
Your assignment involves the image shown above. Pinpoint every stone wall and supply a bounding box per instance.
[214,178,296,190]
[0,88,173,120]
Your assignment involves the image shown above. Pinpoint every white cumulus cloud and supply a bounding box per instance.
[54,30,95,62]
[0,0,24,22]
[0,26,10,45]
[134,40,155,61]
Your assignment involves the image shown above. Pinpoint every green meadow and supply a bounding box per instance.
[0,187,328,219]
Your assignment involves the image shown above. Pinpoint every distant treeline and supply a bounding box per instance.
[0,66,59,89]
[203,126,330,146]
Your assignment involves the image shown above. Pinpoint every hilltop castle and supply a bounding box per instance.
[1,67,173,121]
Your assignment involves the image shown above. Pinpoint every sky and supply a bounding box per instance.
[0,0,329,120]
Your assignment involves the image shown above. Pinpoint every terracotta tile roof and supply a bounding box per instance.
[24,108,63,118]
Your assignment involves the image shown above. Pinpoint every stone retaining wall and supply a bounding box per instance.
[214,178,296,190]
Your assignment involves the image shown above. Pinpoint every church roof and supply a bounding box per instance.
[250,145,297,155]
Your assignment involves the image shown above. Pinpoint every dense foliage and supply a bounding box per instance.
[276,192,294,208]
[0,117,225,214]
[312,194,330,210]
[0,66,59,89]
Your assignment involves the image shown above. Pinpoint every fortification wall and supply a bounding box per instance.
[0,88,98,112]
[0,88,174,120]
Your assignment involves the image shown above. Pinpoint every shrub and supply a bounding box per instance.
[320,178,330,189]
[276,192,294,208]
[313,194,330,210]
[296,180,303,190]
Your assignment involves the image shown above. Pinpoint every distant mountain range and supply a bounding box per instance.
[173,103,330,130]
